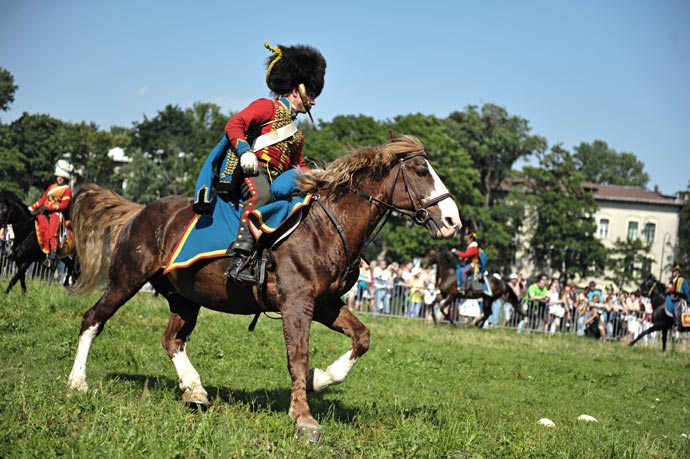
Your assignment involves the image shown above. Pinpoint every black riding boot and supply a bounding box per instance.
[44,249,58,270]
[225,223,257,285]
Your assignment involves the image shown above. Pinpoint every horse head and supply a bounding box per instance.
[640,274,666,308]
[0,191,29,226]
[299,135,461,240]
[420,246,443,268]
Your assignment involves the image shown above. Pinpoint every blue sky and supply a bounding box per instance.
[2,0,689,194]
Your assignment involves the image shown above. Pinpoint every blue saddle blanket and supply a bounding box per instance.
[164,193,312,273]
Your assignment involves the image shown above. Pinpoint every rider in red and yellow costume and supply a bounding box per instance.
[193,42,326,285]
[28,159,73,268]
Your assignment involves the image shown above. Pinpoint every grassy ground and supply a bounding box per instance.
[1,281,688,458]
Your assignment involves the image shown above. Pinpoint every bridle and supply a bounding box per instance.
[349,152,452,226]
[313,151,453,278]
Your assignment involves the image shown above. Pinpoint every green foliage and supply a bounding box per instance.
[605,237,655,291]
[0,70,672,276]
[522,145,606,280]
[0,66,18,113]
[677,185,690,270]
[308,114,389,163]
[574,140,650,187]
[0,142,27,195]
[1,282,689,458]
[127,103,231,200]
[0,113,64,192]
[446,103,548,207]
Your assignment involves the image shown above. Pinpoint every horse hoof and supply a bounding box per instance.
[297,425,323,443]
[182,390,210,409]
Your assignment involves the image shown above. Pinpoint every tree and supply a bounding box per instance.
[446,103,547,207]
[521,145,606,280]
[56,121,118,187]
[605,237,655,291]
[0,113,64,193]
[573,140,649,187]
[0,67,18,114]
[128,103,226,201]
[306,114,389,163]
[444,104,547,273]
[676,182,690,270]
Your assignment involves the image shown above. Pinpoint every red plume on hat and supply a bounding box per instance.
[463,226,477,240]
[264,42,326,98]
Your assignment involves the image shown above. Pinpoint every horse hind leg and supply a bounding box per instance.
[629,322,663,348]
[161,298,209,408]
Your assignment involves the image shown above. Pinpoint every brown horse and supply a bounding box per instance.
[629,275,686,351]
[420,246,508,328]
[67,135,461,442]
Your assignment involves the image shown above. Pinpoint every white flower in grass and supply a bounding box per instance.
[538,418,555,427]
[578,414,598,422]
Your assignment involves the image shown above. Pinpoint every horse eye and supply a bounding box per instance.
[416,167,430,177]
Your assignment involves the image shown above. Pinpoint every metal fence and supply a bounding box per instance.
[344,284,688,347]
[1,255,683,348]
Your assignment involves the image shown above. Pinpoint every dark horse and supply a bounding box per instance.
[629,275,686,352]
[420,246,508,328]
[66,135,461,442]
[0,190,78,294]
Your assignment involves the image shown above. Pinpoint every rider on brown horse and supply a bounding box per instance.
[192,42,327,285]
[450,228,482,296]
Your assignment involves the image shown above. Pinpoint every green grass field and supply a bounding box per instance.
[1,281,688,458]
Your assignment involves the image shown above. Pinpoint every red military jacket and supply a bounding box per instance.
[29,183,72,214]
[226,97,306,173]
[452,241,479,264]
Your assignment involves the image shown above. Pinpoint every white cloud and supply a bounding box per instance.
[136,85,151,97]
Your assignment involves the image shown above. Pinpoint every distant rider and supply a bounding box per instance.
[450,228,480,295]
[28,159,73,269]
[665,263,690,328]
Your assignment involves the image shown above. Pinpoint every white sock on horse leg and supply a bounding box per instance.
[311,350,358,392]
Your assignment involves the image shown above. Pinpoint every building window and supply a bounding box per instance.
[598,219,609,239]
[644,223,656,245]
[627,221,638,241]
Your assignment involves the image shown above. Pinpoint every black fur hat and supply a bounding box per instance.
[264,42,326,98]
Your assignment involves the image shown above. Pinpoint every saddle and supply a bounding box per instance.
[459,273,485,296]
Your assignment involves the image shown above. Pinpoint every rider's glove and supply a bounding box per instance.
[30,205,48,216]
[240,151,259,176]
[192,201,213,214]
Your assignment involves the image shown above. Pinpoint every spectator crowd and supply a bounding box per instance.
[344,256,663,344]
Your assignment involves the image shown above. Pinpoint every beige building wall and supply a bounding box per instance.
[511,184,682,289]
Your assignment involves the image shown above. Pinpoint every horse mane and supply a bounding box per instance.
[296,135,425,193]
[0,190,30,217]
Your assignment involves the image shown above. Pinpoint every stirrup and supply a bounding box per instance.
[225,254,257,285]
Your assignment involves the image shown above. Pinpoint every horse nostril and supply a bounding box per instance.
[445,217,459,229]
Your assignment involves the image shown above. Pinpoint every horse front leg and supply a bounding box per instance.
[281,303,322,442]
[309,301,370,393]
[162,299,209,408]
[68,286,136,392]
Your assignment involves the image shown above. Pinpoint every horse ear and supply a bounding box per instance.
[388,129,397,140]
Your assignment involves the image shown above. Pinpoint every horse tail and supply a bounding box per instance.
[71,184,144,294]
